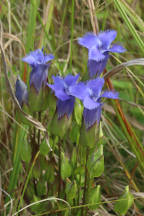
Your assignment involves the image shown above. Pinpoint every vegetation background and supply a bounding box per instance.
[0,0,144,215]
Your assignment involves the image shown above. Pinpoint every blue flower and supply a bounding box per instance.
[22,49,54,92]
[15,76,28,107]
[78,30,126,77]
[48,74,79,119]
[71,77,118,129]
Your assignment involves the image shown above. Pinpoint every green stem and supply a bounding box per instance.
[77,175,81,205]
[17,151,40,212]
[37,112,41,146]
[81,148,89,216]
[58,141,61,198]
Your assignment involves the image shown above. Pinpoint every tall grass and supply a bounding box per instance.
[0,0,144,215]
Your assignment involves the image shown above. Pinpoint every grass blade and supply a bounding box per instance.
[25,0,40,53]
[118,0,144,32]
[114,0,144,53]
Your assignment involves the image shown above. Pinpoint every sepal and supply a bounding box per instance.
[29,85,56,112]
[48,112,72,139]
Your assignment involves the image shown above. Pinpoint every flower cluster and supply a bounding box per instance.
[70,77,118,129]
[15,49,54,109]
[16,30,125,129]
[78,30,125,77]
[48,74,79,118]
[22,49,54,92]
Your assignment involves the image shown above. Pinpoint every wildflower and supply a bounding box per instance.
[48,74,79,118]
[71,77,118,129]
[15,76,28,107]
[22,49,54,92]
[78,30,125,77]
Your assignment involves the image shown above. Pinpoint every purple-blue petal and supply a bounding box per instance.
[30,64,49,92]
[48,75,80,101]
[108,44,126,53]
[97,54,109,76]
[47,84,55,91]
[22,55,36,67]
[64,74,79,86]
[48,81,69,101]
[51,76,65,91]
[88,60,99,78]
[101,91,119,99]
[55,90,70,101]
[22,49,44,66]
[22,49,54,66]
[78,32,99,49]
[88,47,105,62]
[83,106,102,129]
[95,105,102,125]
[87,77,105,97]
[44,54,54,63]
[98,30,117,49]
[69,82,87,100]
[57,97,75,119]
[88,54,109,77]
[83,96,100,110]
[15,77,28,107]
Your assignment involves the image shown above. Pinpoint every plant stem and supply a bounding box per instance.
[81,148,89,216]
[58,141,61,198]
[77,175,81,205]
[88,0,99,34]
[37,112,41,146]
[17,151,40,212]
[70,0,74,71]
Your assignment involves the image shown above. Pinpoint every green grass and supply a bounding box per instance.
[0,0,144,215]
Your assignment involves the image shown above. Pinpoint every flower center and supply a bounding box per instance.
[64,83,70,95]
[97,39,102,48]
[88,88,99,102]
[92,96,99,102]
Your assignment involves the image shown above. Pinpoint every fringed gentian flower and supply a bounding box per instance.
[15,76,28,107]
[71,77,118,129]
[78,30,126,77]
[48,74,79,119]
[22,49,54,92]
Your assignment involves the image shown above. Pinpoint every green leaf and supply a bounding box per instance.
[88,185,101,210]
[114,186,134,215]
[36,179,47,197]
[61,155,72,180]
[44,164,55,184]
[91,156,104,178]
[74,165,85,176]
[26,183,35,200]
[40,139,51,156]
[71,147,77,167]
[69,123,80,144]
[66,181,77,202]
[16,105,32,126]
[21,138,31,163]
[74,99,83,126]
[32,165,41,179]
[88,145,104,178]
